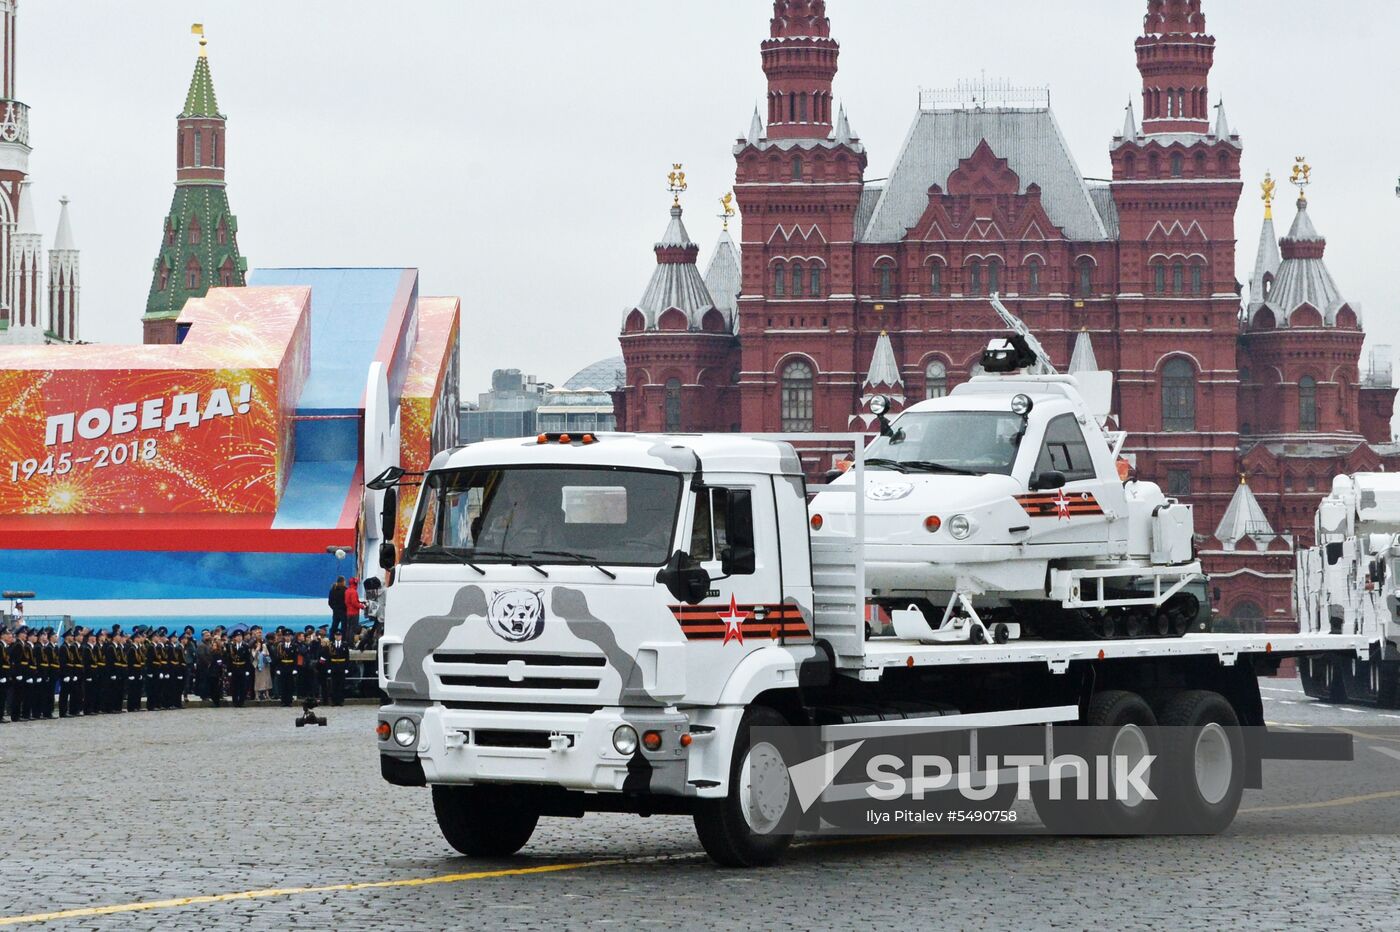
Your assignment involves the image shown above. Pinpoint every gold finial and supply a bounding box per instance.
[1260,171,1276,220]
[667,163,688,207]
[717,192,736,231]
[1239,472,1247,486]
[1289,156,1312,203]
[192,23,207,57]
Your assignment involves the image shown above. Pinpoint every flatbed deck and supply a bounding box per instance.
[851,631,1371,678]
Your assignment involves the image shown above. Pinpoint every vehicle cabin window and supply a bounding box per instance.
[1035,415,1096,482]
[688,487,755,573]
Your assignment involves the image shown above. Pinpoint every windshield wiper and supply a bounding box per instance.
[863,458,909,473]
[468,550,550,577]
[900,461,983,476]
[530,550,618,580]
[414,548,486,574]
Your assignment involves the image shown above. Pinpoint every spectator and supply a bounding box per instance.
[328,577,348,639]
[253,631,272,701]
[345,577,362,639]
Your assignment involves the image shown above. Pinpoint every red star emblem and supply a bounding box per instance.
[1053,489,1072,521]
[718,595,748,645]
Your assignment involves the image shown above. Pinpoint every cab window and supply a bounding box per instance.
[1035,415,1096,482]
[688,487,755,574]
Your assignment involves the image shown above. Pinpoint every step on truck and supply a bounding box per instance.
[372,432,1369,866]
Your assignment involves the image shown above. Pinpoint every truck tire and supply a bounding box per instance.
[693,706,798,867]
[1299,657,1344,702]
[1032,690,1160,835]
[1378,662,1400,710]
[432,785,540,857]
[1154,691,1244,835]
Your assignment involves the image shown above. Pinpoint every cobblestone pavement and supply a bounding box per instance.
[3,680,1400,930]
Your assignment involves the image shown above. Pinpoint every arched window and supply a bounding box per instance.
[211,132,218,167]
[780,360,815,431]
[788,92,796,122]
[185,258,202,291]
[220,258,236,287]
[1123,153,1137,178]
[1076,258,1093,297]
[1162,357,1196,431]
[1170,153,1184,178]
[929,263,943,295]
[1299,376,1318,431]
[193,130,202,167]
[165,221,176,246]
[968,260,983,296]
[986,258,1001,296]
[809,265,822,296]
[1152,262,1166,294]
[877,262,894,298]
[1148,152,1161,176]
[1172,262,1184,294]
[791,156,803,181]
[1190,262,1204,294]
[791,262,805,297]
[1194,151,1206,175]
[799,92,808,122]
[925,360,948,399]
[158,259,171,291]
[1226,601,1264,635]
[664,378,682,432]
[1025,259,1041,294]
[189,216,202,245]
[216,217,229,246]
[773,262,786,297]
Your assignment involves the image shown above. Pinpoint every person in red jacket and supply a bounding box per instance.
[344,576,363,639]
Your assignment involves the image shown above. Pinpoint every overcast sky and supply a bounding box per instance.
[22,0,1400,396]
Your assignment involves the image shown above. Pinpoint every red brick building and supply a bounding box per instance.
[614,0,1398,632]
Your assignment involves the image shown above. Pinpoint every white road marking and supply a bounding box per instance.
[1369,745,1400,763]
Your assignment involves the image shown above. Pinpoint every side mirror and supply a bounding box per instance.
[382,487,398,540]
[721,546,756,576]
[378,541,397,571]
[656,550,710,605]
[1325,541,1344,566]
[1031,470,1066,492]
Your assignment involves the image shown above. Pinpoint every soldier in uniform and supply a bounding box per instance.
[274,629,298,706]
[0,627,14,723]
[36,629,56,718]
[206,634,226,707]
[149,631,167,710]
[59,628,81,717]
[79,629,96,714]
[126,630,146,712]
[104,630,125,713]
[325,630,351,706]
[228,631,252,707]
[87,630,107,714]
[15,628,37,720]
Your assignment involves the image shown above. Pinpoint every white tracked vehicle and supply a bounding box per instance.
[1295,473,1400,707]
[809,297,1202,644]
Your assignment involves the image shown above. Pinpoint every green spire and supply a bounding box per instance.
[182,53,222,118]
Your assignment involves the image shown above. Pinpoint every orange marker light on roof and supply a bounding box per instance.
[537,433,548,444]
[559,434,571,444]
[810,514,824,531]
[1116,458,1132,482]
[582,434,596,444]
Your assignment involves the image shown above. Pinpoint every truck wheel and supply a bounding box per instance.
[1299,657,1344,702]
[1154,691,1244,835]
[1032,690,1160,835]
[1378,663,1400,710]
[693,706,798,867]
[432,785,540,857]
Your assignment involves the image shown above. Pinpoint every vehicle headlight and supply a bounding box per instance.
[869,394,890,416]
[949,514,974,540]
[612,724,639,755]
[392,716,418,748]
[1011,394,1034,416]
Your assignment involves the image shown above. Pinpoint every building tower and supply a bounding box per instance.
[143,26,248,344]
[762,0,839,140]
[1109,0,1243,532]
[0,0,31,336]
[48,196,78,342]
[7,177,40,342]
[615,169,741,433]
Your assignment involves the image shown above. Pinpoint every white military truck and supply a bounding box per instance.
[811,299,1200,643]
[372,431,1366,866]
[1294,473,1400,707]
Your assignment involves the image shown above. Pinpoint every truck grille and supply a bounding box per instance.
[431,651,606,692]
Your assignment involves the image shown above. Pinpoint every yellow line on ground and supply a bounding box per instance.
[0,859,623,927]
[1241,788,1400,814]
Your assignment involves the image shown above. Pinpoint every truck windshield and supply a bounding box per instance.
[865,411,1024,476]
[404,465,683,567]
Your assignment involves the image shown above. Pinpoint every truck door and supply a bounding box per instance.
[1026,414,1121,552]
[677,482,788,647]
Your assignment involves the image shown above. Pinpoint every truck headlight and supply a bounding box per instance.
[612,724,639,755]
[949,514,975,540]
[393,717,418,747]
[1011,394,1033,416]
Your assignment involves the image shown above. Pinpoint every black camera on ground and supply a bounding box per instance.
[295,696,327,728]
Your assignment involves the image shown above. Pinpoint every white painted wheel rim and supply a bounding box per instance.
[1111,724,1151,809]
[741,741,791,834]
[1193,723,1233,805]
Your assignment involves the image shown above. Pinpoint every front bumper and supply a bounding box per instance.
[377,701,704,797]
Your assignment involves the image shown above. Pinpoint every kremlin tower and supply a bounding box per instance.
[0,0,81,346]
[143,27,248,344]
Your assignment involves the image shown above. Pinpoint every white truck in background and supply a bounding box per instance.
[370,425,1367,866]
[1295,473,1400,707]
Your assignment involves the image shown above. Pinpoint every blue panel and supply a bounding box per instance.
[294,416,359,463]
[72,615,328,638]
[0,550,345,600]
[249,268,412,415]
[271,458,359,529]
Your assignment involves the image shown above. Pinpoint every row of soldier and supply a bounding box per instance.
[0,624,358,723]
